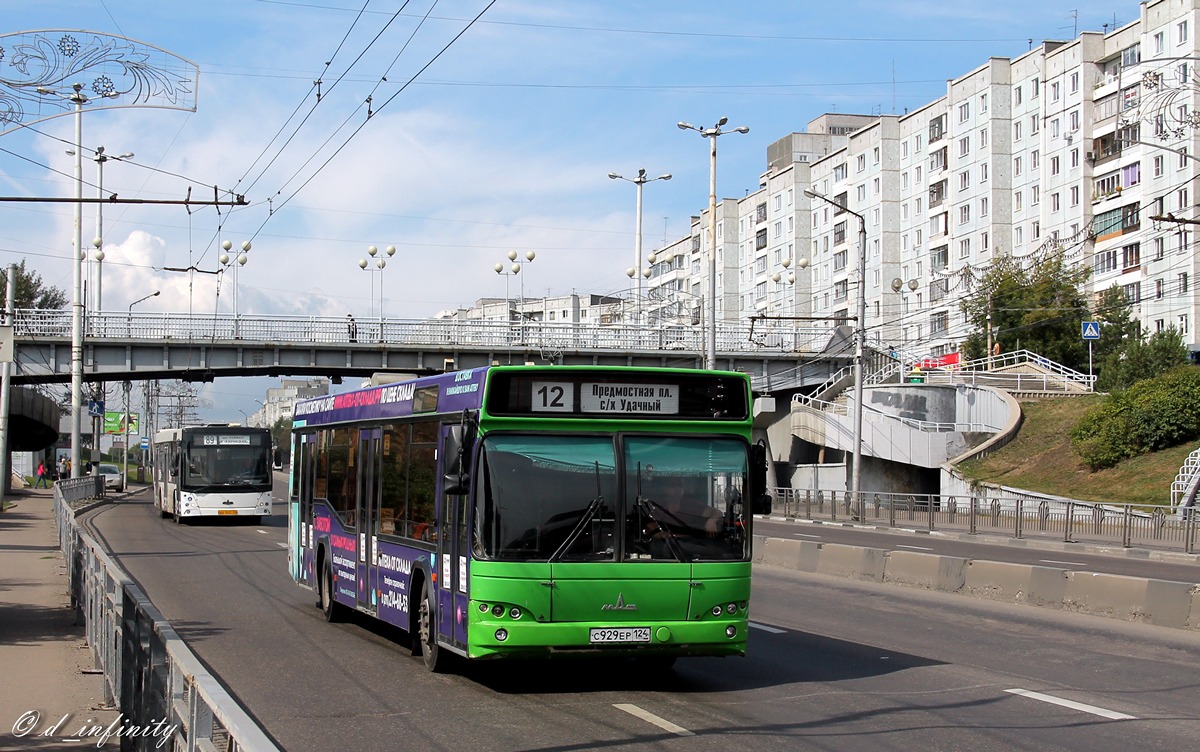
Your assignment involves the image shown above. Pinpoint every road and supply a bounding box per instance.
[80,485,1200,751]
[754,518,1200,584]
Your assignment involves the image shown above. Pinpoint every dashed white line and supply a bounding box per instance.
[1004,688,1135,720]
[1039,559,1088,567]
[792,532,821,539]
[256,529,269,535]
[896,544,933,551]
[613,703,694,736]
[275,542,288,548]
[749,622,786,634]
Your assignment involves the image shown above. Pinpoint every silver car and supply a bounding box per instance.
[95,463,125,492]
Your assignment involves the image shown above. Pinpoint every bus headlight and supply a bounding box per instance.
[495,628,508,642]
[725,625,737,638]
[492,604,504,618]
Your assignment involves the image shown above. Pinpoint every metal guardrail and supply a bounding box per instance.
[13,308,834,357]
[770,487,1200,554]
[53,484,280,752]
[1170,445,1200,514]
[792,394,1001,433]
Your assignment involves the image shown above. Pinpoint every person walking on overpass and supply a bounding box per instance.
[34,461,49,488]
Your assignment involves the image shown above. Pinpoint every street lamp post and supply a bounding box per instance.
[219,240,251,338]
[127,290,161,337]
[678,117,749,370]
[37,83,94,477]
[91,145,133,315]
[609,168,671,324]
[805,189,868,519]
[358,244,395,341]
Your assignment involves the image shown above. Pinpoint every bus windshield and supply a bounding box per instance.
[475,433,749,563]
[182,441,272,491]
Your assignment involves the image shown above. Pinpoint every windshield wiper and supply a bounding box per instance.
[550,462,607,562]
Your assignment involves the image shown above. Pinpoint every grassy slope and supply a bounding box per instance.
[955,395,1197,507]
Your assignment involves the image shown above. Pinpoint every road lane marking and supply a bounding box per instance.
[257,529,269,534]
[792,532,821,539]
[613,703,694,736]
[1039,559,1087,567]
[275,542,288,548]
[1004,688,1135,720]
[749,622,786,634]
[896,544,934,551]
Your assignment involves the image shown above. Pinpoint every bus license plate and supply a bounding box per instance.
[218,510,238,515]
[589,627,651,644]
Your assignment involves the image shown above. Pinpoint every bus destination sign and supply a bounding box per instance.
[531,380,679,415]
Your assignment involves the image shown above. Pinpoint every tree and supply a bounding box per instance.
[0,260,68,310]
[960,254,1091,369]
[1096,327,1190,391]
[270,417,291,465]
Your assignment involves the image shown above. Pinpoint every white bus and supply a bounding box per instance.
[153,425,274,523]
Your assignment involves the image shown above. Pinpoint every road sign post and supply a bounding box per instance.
[1082,321,1100,390]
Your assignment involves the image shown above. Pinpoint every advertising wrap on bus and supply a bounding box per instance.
[288,365,768,673]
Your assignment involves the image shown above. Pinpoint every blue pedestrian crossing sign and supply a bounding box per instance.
[1081,321,1101,340]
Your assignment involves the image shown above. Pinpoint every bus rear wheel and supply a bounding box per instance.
[417,580,445,672]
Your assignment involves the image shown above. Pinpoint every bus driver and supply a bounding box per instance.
[645,476,721,539]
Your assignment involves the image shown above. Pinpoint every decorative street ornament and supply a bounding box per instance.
[0,29,198,135]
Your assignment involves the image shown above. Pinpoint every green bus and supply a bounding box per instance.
[288,365,770,671]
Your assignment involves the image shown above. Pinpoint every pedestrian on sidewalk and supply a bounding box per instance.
[34,461,49,488]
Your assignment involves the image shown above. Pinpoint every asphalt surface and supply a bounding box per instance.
[76,486,1200,751]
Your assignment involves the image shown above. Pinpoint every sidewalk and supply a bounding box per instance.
[0,487,120,749]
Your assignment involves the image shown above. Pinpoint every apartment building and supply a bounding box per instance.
[655,0,1200,363]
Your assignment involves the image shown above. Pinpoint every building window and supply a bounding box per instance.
[980,93,988,112]
[1094,247,1118,274]
[1051,81,1061,101]
[979,127,988,148]
[1157,279,1165,299]
[1179,19,1189,45]
[833,163,847,181]
[980,196,989,217]
[1123,243,1141,270]
[1070,72,1079,93]
[1154,155,1165,177]
[755,228,767,250]
[1014,155,1022,176]
[1051,192,1060,212]
[980,162,988,182]
[1155,236,1165,260]
[959,205,970,225]
[1050,156,1060,175]
[1123,162,1141,187]
[1180,272,1189,294]
[1070,186,1080,206]
[959,136,970,156]
[959,171,970,191]
[1154,31,1165,55]
[958,102,970,122]
[960,238,971,258]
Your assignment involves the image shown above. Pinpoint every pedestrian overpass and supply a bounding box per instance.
[8,309,850,390]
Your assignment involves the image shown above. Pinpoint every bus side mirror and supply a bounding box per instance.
[442,415,476,495]
[750,440,772,516]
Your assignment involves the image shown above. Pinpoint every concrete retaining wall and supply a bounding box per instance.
[755,535,1200,632]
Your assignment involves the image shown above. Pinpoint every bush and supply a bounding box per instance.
[1071,366,1200,469]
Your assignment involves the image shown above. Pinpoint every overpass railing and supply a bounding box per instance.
[54,485,280,751]
[769,487,1199,553]
[14,309,834,355]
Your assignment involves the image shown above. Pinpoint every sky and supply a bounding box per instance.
[0,0,1137,422]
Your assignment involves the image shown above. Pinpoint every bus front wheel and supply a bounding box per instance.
[417,580,445,672]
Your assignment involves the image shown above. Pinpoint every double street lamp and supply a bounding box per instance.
[678,117,749,370]
[90,145,133,314]
[609,168,671,324]
[805,188,868,518]
[358,244,396,339]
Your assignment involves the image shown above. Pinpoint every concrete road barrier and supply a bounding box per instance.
[884,550,968,591]
[1063,571,1198,629]
[753,534,1200,632]
[814,543,888,582]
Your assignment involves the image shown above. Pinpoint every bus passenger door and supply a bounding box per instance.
[356,429,381,613]
[436,425,471,652]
